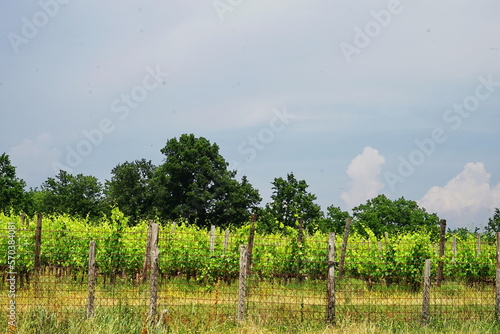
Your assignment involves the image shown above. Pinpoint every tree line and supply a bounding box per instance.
[1,133,499,236]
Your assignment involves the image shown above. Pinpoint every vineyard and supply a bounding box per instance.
[1,210,500,331]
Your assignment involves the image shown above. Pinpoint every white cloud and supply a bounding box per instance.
[418,163,500,229]
[9,133,62,188]
[341,146,386,208]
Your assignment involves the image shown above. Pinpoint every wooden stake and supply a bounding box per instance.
[171,221,177,233]
[223,229,230,255]
[86,240,97,318]
[148,222,160,327]
[141,221,153,283]
[34,213,42,273]
[326,233,336,324]
[338,218,352,278]
[210,225,216,254]
[238,245,248,322]
[436,219,446,287]
[246,215,256,276]
[422,259,431,325]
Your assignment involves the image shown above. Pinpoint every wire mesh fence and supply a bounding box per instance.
[2,215,500,329]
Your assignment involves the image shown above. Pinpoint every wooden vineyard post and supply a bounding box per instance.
[297,219,305,281]
[238,245,248,322]
[436,219,446,287]
[141,221,153,283]
[210,225,216,255]
[148,222,160,327]
[326,233,336,325]
[171,221,177,233]
[34,213,42,273]
[21,212,27,228]
[33,213,42,300]
[422,259,432,325]
[496,232,500,322]
[86,240,97,318]
[246,214,256,276]
[338,218,352,278]
[297,219,304,244]
[223,229,230,255]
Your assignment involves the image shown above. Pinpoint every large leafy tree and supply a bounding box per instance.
[485,208,500,234]
[154,134,261,228]
[352,194,440,237]
[0,153,27,213]
[262,172,322,232]
[37,170,104,219]
[105,159,156,225]
[317,205,352,234]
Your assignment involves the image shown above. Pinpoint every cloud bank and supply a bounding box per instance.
[341,146,386,208]
[418,162,500,229]
[342,147,500,228]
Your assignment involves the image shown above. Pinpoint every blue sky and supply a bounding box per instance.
[1,0,499,229]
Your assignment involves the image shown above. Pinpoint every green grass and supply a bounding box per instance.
[2,277,499,333]
[4,306,500,334]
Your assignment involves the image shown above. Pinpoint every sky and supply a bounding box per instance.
[1,0,499,230]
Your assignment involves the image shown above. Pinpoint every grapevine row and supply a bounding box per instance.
[0,210,495,288]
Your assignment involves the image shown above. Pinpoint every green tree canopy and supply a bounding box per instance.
[352,194,440,238]
[105,159,156,225]
[262,172,322,233]
[317,205,351,234]
[37,170,104,219]
[154,134,261,228]
[485,208,500,234]
[0,153,27,213]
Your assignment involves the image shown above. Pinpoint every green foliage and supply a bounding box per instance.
[1,212,496,289]
[105,159,156,225]
[154,134,261,228]
[392,232,433,290]
[0,153,27,214]
[261,172,322,233]
[352,194,440,238]
[444,233,495,283]
[318,206,351,234]
[36,170,105,220]
[10,304,500,333]
[485,208,500,234]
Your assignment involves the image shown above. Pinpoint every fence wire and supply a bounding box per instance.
[1,223,498,326]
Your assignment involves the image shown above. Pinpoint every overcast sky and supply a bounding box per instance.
[1,1,499,229]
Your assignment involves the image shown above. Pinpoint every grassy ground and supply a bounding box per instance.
[4,306,500,334]
[1,276,498,333]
